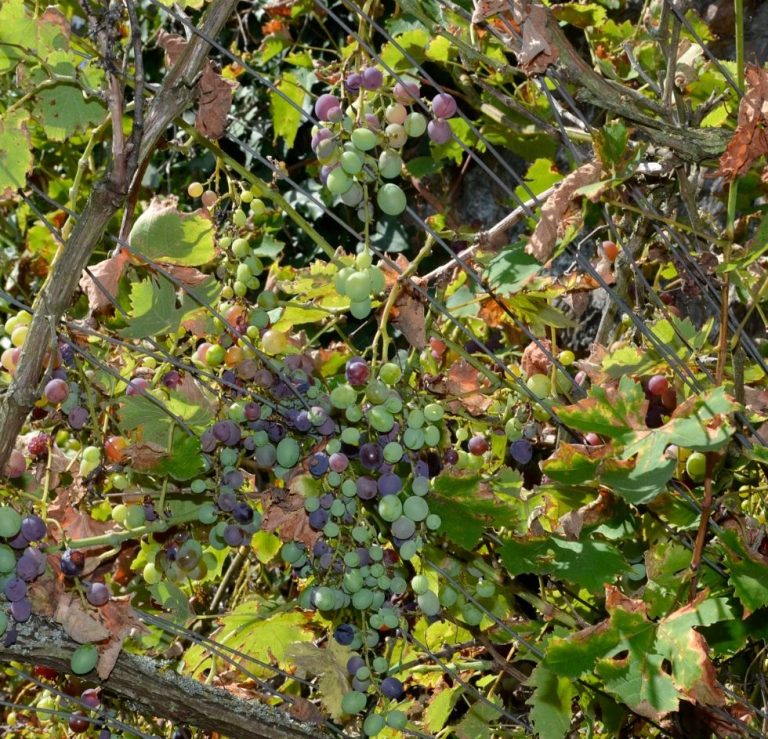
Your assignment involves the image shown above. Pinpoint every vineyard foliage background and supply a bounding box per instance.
[1,0,768,737]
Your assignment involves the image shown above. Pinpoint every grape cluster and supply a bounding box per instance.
[311,68,459,219]
[334,250,386,319]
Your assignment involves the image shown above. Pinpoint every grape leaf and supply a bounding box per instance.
[128,197,215,266]
[485,242,542,295]
[121,275,177,339]
[0,110,32,197]
[270,71,305,148]
[424,686,462,733]
[34,84,105,141]
[527,663,575,739]
[286,640,351,720]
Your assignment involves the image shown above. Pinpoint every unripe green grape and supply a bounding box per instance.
[403,427,425,450]
[399,539,419,560]
[385,123,407,148]
[233,280,248,297]
[369,407,395,433]
[439,586,458,607]
[236,263,252,283]
[83,446,101,464]
[418,590,440,616]
[343,571,364,593]
[407,409,425,429]
[330,499,346,517]
[412,476,429,495]
[476,580,496,598]
[111,504,127,524]
[368,266,386,294]
[350,299,372,319]
[377,183,407,216]
[346,272,372,302]
[353,588,374,610]
[378,150,402,179]
[425,513,442,530]
[341,150,363,175]
[461,603,482,626]
[383,441,404,463]
[340,182,364,206]
[526,373,550,398]
[341,691,367,715]
[124,505,145,529]
[324,521,340,538]
[411,574,429,594]
[403,496,429,522]
[197,502,218,524]
[686,452,707,481]
[232,209,247,227]
[240,189,254,204]
[356,250,373,269]
[0,545,15,573]
[387,711,407,730]
[142,561,161,584]
[71,644,98,675]
[314,586,336,611]
[423,425,441,447]
[346,405,363,422]
[250,198,267,217]
[379,363,402,385]
[219,236,233,249]
[335,266,354,295]
[327,168,353,195]
[232,238,250,258]
[245,256,263,275]
[558,349,575,366]
[341,426,361,445]
[389,575,407,594]
[351,128,377,151]
[404,112,427,137]
[363,714,385,736]
[331,383,357,409]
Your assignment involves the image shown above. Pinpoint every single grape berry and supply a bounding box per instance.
[345,358,370,386]
[44,378,69,404]
[68,711,90,733]
[21,515,46,542]
[467,435,489,456]
[584,433,602,446]
[85,582,110,607]
[81,688,101,709]
[380,676,404,699]
[510,439,533,465]
[686,452,707,481]
[647,374,669,397]
[334,624,355,645]
[68,406,88,430]
[27,434,50,457]
[602,240,619,261]
[431,92,458,118]
[60,549,85,578]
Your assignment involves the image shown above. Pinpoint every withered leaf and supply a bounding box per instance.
[445,359,493,415]
[47,485,117,544]
[718,65,768,181]
[80,252,130,314]
[261,484,320,549]
[527,160,603,263]
[521,338,552,378]
[96,596,149,679]
[55,591,110,644]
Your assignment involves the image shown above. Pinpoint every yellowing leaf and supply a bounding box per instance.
[286,640,352,720]
[0,110,32,198]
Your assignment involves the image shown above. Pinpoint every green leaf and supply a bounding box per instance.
[424,686,462,733]
[429,472,521,550]
[121,275,178,339]
[552,2,607,27]
[500,535,628,591]
[270,71,305,148]
[286,640,351,720]
[515,157,563,203]
[720,530,768,614]
[251,234,285,259]
[380,29,429,69]
[0,110,32,197]
[157,432,205,481]
[129,198,215,266]
[485,242,541,294]
[527,664,575,739]
[35,85,104,141]
[149,580,194,622]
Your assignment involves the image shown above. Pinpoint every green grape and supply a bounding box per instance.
[232,238,250,258]
[344,551,360,568]
[423,425,441,447]
[197,502,218,524]
[218,236,232,249]
[363,714,385,736]
[377,574,391,590]
[257,290,279,310]
[403,427,425,450]
[383,441,404,463]
[526,373,550,398]
[411,575,429,595]
[368,266,386,294]
[0,506,21,538]
[356,250,373,269]
[276,438,300,468]
[399,540,419,560]
[341,150,364,175]
[369,407,395,433]
[232,208,247,227]
[352,588,374,610]
[425,514,442,530]
[281,542,303,564]
[233,280,247,297]
[346,272,372,302]
[190,479,206,494]
[366,381,389,404]
[389,576,407,594]
[412,477,429,496]
[350,299,372,319]
[461,603,483,626]
[418,590,441,616]
[331,384,357,409]
[404,112,427,137]
[439,586,458,607]
[240,190,254,204]
[324,521,340,538]
[326,439,342,455]
[686,452,707,481]
[379,363,402,385]
[330,499,346,517]
[387,711,407,730]
[371,657,389,674]
[220,448,238,467]
[383,392,403,414]
[328,471,342,487]
[251,198,267,217]
[352,525,370,542]
[370,563,385,577]
[343,571,364,593]
[369,545,383,562]
[111,504,127,524]
[407,409,425,429]
[346,405,363,423]
[403,496,429,522]
[365,631,380,648]
[378,496,403,523]
[355,665,371,681]
[0,545,16,573]
[245,256,263,275]
[351,128,377,151]
[327,168,353,195]
[335,266,354,295]
[378,150,402,179]
[70,644,98,675]
[476,580,496,598]
[423,402,444,422]
[381,609,399,629]
[341,691,367,715]
[313,586,336,611]
[124,505,145,529]
[377,183,407,216]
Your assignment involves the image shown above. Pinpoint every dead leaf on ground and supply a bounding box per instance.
[527,160,603,263]
[159,32,237,139]
[80,251,130,314]
[718,65,768,181]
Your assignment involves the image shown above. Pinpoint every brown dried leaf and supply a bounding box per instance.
[288,697,326,725]
[718,65,768,180]
[391,290,426,349]
[527,160,603,263]
[163,264,210,287]
[445,360,493,415]
[55,591,110,644]
[96,596,149,679]
[521,338,552,378]
[47,486,117,544]
[261,484,320,549]
[159,32,236,140]
[517,4,558,75]
[79,252,130,314]
[124,441,168,471]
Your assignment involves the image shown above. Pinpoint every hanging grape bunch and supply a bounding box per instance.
[311,67,458,218]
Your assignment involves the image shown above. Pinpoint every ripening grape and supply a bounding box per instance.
[385,123,407,148]
[404,112,427,137]
[393,79,420,104]
[315,93,341,121]
[647,374,669,396]
[602,240,619,261]
[201,190,217,208]
[431,92,458,118]
[68,711,90,733]
[345,72,361,93]
[341,182,364,206]
[3,449,26,478]
[384,102,407,124]
[526,373,550,398]
[377,183,407,216]
[467,435,489,456]
[351,128,377,151]
[187,182,204,198]
[361,66,383,90]
[346,358,370,386]
[44,378,69,404]
[261,329,288,355]
[427,119,452,144]
[81,688,101,709]
[85,582,110,607]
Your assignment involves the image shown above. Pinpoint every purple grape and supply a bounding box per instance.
[223,525,244,547]
[21,515,46,542]
[68,406,88,430]
[242,436,256,451]
[294,411,312,432]
[356,547,371,567]
[10,598,31,622]
[201,431,217,453]
[308,509,329,530]
[377,472,402,497]
[253,369,274,387]
[428,118,452,144]
[352,677,371,692]
[319,552,333,570]
[393,80,420,104]
[510,439,533,465]
[390,516,416,539]
[244,403,261,422]
[360,443,383,470]
[318,418,336,436]
[329,452,349,473]
[315,93,341,122]
[267,423,285,443]
[86,582,110,607]
[51,368,68,381]
[8,532,29,550]
[143,503,158,522]
[217,490,237,512]
[16,549,45,581]
[319,493,334,510]
[223,469,244,489]
[225,422,242,446]
[309,453,330,477]
[413,459,429,478]
[4,577,26,601]
[99,730,111,739]
[162,370,182,389]
[356,477,378,500]
[313,539,331,557]
[380,677,404,699]
[345,72,361,93]
[347,655,365,675]
[365,113,380,130]
[334,624,355,645]
[4,624,17,646]
[345,358,370,387]
[311,126,334,152]
[444,448,459,465]
[254,444,276,467]
[81,688,101,709]
[60,549,84,578]
[232,502,254,524]
[361,67,383,90]
[212,421,232,443]
[431,92,457,119]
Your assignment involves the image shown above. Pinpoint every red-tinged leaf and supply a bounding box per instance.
[96,596,149,679]
[47,486,117,544]
[79,251,130,313]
